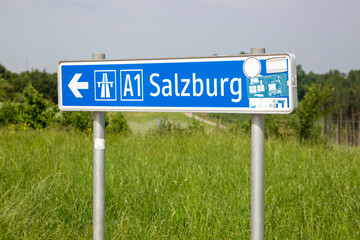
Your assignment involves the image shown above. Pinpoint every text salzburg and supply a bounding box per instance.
[149,73,242,102]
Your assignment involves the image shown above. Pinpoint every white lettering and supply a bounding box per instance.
[150,73,160,97]
[192,73,203,97]
[181,78,190,96]
[230,77,242,102]
[162,79,172,97]
[206,78,217,97]
[134,74,141,96]
[149,73,241,102]
[174,74,180,96]
[221,78,229,96]
[124,74,133,96]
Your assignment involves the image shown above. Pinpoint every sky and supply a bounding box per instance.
[0,0,359,74]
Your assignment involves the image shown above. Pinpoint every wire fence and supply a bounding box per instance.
[321,117,360,146]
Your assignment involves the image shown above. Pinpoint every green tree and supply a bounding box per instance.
[28,70,58,103]
[0,64,17,100]
[296,65,319,101]
[296,83,336,140]
[19,84,58,128]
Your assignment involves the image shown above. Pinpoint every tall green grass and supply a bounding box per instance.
[0,129,359,239]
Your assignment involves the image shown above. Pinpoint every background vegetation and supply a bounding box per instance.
[2,63,360,143]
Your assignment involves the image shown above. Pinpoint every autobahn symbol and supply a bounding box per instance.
[94,70,116,101]
[97,73,112,98]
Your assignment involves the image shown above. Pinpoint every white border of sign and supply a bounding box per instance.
[58,54,297,114]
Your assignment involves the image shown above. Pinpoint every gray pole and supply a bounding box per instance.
[251,48,265,240]
[93,53,106,240]
[158,118,161,133]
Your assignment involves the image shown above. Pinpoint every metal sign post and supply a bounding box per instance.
[92,53,105,240]
[250,48,265,240]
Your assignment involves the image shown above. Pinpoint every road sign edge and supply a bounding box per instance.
[57,53,297,114]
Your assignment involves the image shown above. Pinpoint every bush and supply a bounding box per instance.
[60,111,93,131]
[20,85,58,128]
[106,113,132,135]
[0,85,57,128]
[0,101,18,126]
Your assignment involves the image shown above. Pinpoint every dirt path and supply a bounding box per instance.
[184,113,226,129]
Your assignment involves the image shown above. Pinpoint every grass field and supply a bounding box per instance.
[0,129,359,239]
[122,112,191,134]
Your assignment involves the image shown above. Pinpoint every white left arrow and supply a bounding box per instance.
[68,73,88,98]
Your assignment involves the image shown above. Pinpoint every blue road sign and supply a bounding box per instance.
[58,54,297,113]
